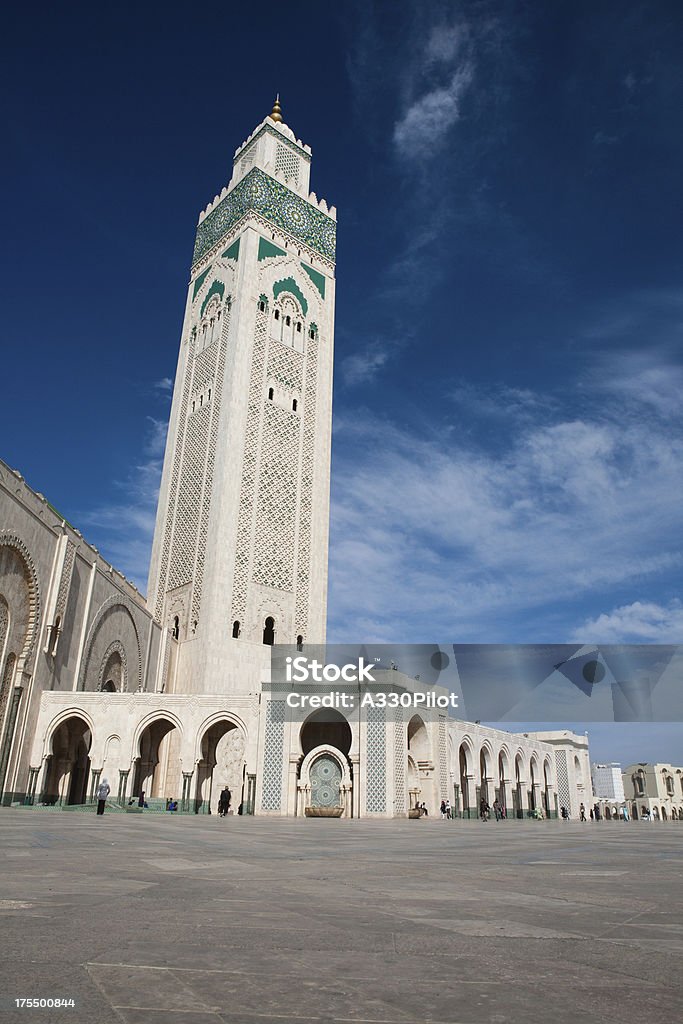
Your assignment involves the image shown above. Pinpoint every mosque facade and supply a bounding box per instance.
[0,101,591,819]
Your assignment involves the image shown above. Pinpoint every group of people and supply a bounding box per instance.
[480,798,507,821]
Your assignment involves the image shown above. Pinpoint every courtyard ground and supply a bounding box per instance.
[0,810,681,1024]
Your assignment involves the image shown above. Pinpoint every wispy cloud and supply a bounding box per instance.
[394,63,474,158]
[341,343,390,386]
[152,377,174,394]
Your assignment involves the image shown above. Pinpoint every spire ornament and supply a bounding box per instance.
[269,94,283,124]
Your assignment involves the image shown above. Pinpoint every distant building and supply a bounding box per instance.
[591,763,625,802]
[621,763,683,821]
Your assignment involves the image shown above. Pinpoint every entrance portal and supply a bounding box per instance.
[133,719,179,801]
[44,716,91,805]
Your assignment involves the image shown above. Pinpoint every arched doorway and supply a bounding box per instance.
[408,715,435,814]
[301,708,352,756]
[479,746,493,805]
[133,718,180,802]
[498,749,510,812]
[543,759,553,817]
[44,716,92,805]
[529,755,540,812]
[459,743,473,817]
[514,754,526,818]
[298,710,352,816]
[195,719,245,814]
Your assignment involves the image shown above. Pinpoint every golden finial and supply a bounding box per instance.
[270,94,283,123]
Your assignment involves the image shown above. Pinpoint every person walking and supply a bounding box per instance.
[579,803,586,822]
[445,799,452,820]
[440,799,447,819]
[218,787,231,817]
[96,778,110,816]
[561,806,569,821]
[480,797,490,821]
[493,798,501,821]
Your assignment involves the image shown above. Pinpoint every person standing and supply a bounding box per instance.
[440,799,447,819]
[96,778,110,816]
[493,798,501,821]
[445,799,452,820]
[480,797,490,821]
[579,803,586,822]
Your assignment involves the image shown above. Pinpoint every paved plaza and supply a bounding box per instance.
[0,811,681,1024]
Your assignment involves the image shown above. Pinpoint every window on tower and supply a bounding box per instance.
[232,620,240,639]
[296,634,303,651]
[268,387,274,401]
[274,309,280,320]
[263,617,275,646]
[292,399,298,412]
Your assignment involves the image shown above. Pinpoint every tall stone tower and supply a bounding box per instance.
[147,98,336,694]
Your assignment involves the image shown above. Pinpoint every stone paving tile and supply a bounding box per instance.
[87,963,214,1012]
[1,811,682,1024]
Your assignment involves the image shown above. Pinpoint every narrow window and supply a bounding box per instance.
[296,634,303,651]
[263,616,275,646]
[208,388,211,401]
[259,300,265,312]
[296,322,302,333]
[274,309,280,320]
[232,620,240,639]
[172,616,180,640]
[285,315,291,326]
[309,327,316,339]
[268,387,274,400]
[192,401,195,413]
[200,394,203,407]
[292,399,297,412]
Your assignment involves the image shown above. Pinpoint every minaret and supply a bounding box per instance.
[147,99,336,694]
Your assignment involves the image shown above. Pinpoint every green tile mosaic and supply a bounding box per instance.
[300,262,326,299]
[193,168,336,268]
[258,237,287,261]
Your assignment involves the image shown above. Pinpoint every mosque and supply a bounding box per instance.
[0,99,591,818]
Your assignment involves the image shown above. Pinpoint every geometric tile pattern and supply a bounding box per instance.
[393,707,406,815]
[555,749,570,809]
[366,707,387,813]
[260,700,286,810]
[193,168,336,268]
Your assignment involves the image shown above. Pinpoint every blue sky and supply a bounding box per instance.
[1,3,682,756]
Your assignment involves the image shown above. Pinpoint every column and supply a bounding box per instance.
[181,771,194,812]
[89,768,102,803]
[118,769,130,806]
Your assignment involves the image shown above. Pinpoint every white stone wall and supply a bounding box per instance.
[0,461,163,803]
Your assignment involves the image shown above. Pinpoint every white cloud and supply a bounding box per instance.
[328,368,683,641]
[570,600,683,643]
[341,345,389,386]
[394,64,474,157]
